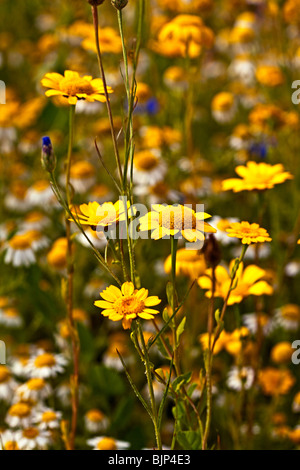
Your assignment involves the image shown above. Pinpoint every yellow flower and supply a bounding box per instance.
[70,200,132,230]
[94,282,161,329]
[256,65,284,87]
[139,204,216,242]
[258,368,295,395]
[152,14,214,58]
[226,221,272,245]
[198,261,273,305]
[222,161,293,192]
[82,27,122,54]
[271,342,293,364]
[164,248,207,279]
[41,70,113,105]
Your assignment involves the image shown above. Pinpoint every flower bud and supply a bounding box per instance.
[202,234,221,268]
[87,0,106,6]
[111,0,128,10]
[41,136,56,173]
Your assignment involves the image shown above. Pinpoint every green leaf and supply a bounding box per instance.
[177,430,202,450]
[172,372,192,393]
[176,316,186,343]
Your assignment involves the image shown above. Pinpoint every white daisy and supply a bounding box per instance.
[87,436,130,450]
[0,307,23,328]
[227,366,255,391]
[33,408,62,430]
[25,349,67,379]
[0,365,18,402]
[16,377,52,402]
[84,409,110,433]
[3,232,36,267]
[5,401,34,428]
[17,427,51,450]
[0,429,25,450]
[131,149,166,186]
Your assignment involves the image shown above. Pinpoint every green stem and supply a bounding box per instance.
[136,321,162,450]
[91,5,123,190]
[64,103,79,451]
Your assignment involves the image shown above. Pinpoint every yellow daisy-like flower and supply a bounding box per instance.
[40,70,113,105]
[198,261,273,305]
[94,282,161,329]
[139,204,216,242]
[226,221,272,245]
[70,200,132,231]
[222,161,293,192]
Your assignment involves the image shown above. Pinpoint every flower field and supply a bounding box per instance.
[0,0,300,451]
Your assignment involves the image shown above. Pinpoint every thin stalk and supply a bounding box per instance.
[136,321,162,450]
[91,5,123,189]
[202,265,216,450]
[64,104,79,451]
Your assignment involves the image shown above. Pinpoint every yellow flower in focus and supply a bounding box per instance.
[70,200,132,230]
[256,65,284,87]
[94,282,161,329]
[222,161,293,192]
[258,368,295,395]
[164,248,207,279]
[139,204,216,242]
[198,261,273,305]
[41,70,113,105]
[226,221,272,245]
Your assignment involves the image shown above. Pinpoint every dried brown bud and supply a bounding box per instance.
[202,234,221,268]
[111,0,128,9]
[87,0,106,6]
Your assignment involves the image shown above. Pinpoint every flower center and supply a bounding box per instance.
[22,428,39,439]
[42,411,57,422]
[9,234,32,250]
[87,409,104,422]
[114,296,145,316]
[9,403,31,418]
[97,438,117,450]
[134,152,159,171]
[0,366,10,383]
[5,441,19,450]
[34,353,56,368]
[26,378,45,390]
[59,77,94,96]
[159,207,196,231]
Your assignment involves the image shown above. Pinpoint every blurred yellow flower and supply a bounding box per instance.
[256,65,284,87]
[258,368,295,395]
[271,342,293,364]
[94,282,161,329]
[226,221,272,245]
[222,161,293,192]
[152,14,214,58]
[164,248,207,278]
[41,70,113,105]
[198,261,273,305]
[82,27,122,54]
